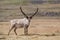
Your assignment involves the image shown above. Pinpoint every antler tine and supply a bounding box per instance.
[30,8,38,18]
[20,7,28,18]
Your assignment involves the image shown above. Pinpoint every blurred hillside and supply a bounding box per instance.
[30,0,60,4]
[0,0,60,22]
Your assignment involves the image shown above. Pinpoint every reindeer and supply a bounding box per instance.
[8,7,38,35]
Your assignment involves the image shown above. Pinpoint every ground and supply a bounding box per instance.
[0,18,60,40]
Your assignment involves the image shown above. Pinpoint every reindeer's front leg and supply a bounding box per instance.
[24,25,29,35]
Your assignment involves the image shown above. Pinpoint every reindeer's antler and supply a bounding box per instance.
[20,7,28,18]
[30,8,38,18]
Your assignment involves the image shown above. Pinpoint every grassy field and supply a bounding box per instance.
[0,0,60,40]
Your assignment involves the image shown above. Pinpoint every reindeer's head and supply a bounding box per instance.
[20,7,38,22]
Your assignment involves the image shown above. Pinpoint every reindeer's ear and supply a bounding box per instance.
[30,17,32,19]
[26,17,29,19]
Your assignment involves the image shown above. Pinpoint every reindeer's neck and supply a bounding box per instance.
[22,18,29,25]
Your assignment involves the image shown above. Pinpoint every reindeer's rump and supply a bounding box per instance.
[10,19,24,28]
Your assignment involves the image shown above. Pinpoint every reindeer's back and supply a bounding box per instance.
[10,18,29,26]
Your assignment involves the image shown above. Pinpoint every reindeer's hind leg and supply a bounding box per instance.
[14,27,17,35]
[8,24,16,35]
